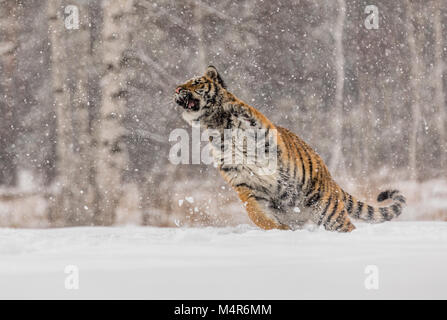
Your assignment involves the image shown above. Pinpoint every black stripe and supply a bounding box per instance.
[254,195,269,202]
[300,147,311,189]
[304,192,321,207]
[297,149,306,188]
[367,205,374,220]
[235,183,251,189]
[276,167,284,194]
[380,207,390,220]
[394,195,406,204]
[308,152,313,181]
[334,212,347,230]
[346,194,353,213]
[304,178,316,197]
[207,84,218,106]
[325,199,339,226]
[355,201,364,218]
[203,82,212,97]
[285,155,291,178]
[389,190,399,198]
[296,148,307,188]
[220,166,237,172]
[391,204,401,215]
[317,196,333,225]
[237,182,271,197]
[292,160,297,180]
[281,133,292,173]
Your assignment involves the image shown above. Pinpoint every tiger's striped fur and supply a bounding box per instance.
[174,66,406,232]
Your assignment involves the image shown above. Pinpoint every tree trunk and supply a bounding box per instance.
[48,0,132,226]
[329,0,346,175]
[406,0,422,181]
[193,2,207,70]
[0,0,19,187]
[433,1,446,175]
[93,0,133,225]
[48,0,96,225]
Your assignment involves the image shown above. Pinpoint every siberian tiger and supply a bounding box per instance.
[174,66,405,232]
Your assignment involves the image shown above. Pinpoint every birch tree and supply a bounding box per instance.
[433,1,446,174]
[48,0,96,225]
[192,1,207,70]
[0,0,19,187]
[330,0,346,175]
[94,0,134,225]
[406,0,422,181]
[48,0,133,225]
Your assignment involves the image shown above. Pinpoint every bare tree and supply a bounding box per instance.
[48,0,97,225]
[192,1,207,70]
[0,0,19,187]
[433,0,446,175]
[47,0,133,226]
[329,0,346,175]
[406,0,422,181]
[94,0,134,225]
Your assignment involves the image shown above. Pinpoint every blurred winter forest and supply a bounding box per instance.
[0,0,446,228]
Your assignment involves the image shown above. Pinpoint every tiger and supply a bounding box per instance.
[174,65,406,232]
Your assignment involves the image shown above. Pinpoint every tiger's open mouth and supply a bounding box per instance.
[175,94,200,112]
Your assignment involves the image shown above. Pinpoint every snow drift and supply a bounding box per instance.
[0,221,446,299]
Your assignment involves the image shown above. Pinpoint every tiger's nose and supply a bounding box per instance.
[175,87,183,94]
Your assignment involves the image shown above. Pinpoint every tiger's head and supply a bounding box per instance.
[174,65,226,117]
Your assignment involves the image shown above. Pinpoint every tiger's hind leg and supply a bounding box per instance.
[312,202,356,233]
[235,185,289,230]
[325,209,356,232]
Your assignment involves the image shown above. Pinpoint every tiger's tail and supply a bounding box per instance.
[342,189,406,223]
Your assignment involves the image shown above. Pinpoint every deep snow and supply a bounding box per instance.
[0,222,446,299]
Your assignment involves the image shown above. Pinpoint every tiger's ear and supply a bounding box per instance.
[205,65,226,89]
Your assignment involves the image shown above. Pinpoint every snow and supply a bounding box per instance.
[1,222,446,299]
